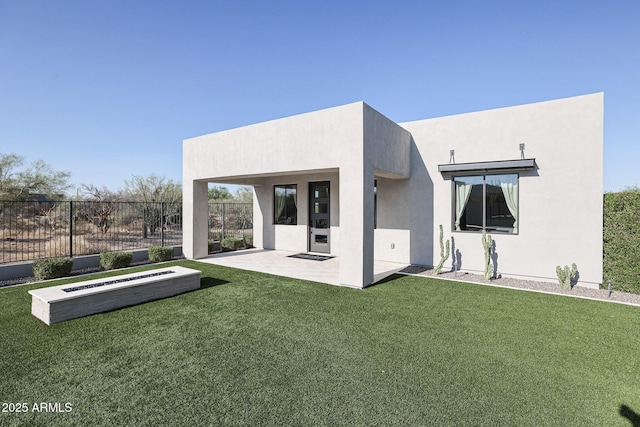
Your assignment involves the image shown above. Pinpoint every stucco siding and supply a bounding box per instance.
[183,102,365,182]
[400,93,604,286]
[183,93,604,288]
[363,103,412,179]
[250,172,340,254]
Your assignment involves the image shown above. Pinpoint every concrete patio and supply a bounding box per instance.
[197,248,408,288]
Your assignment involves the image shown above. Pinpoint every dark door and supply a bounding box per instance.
[309,181,330,253]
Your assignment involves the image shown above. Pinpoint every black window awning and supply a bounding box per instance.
[438,158,536,176]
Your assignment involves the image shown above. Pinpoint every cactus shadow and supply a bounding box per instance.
[620,404,640,427]
[491,240,499,279]
[451,236,463,272]
[450,236,457,272]
[570,270,580,288]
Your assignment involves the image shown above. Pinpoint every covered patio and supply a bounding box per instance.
[197,248,409,287]
[183,101,411,288]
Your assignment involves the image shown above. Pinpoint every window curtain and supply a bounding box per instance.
[275,189,286,223]
[454,182,472,231]
[289,188,297,224]
[500,182,518,232]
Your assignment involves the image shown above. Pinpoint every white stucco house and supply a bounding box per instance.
[183,93,603,289]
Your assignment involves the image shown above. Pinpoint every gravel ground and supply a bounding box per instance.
[400,265,640,307]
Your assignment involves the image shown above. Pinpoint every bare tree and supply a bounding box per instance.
[79,184,121,234]
[39,202,65,231]
[124,175,182,236]
[124,174,181,204]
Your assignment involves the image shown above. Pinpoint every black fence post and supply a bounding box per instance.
[69,201,73,258]
[221,203,226,240]
[143,207,148,239]
[160,202,165,247]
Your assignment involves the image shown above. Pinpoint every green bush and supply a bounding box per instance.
[603,188,640,293]
[210,231,222,241]
[99,251,133,270]
[221,237,243,252]
[32,257,73,280]
[208,240,218,253]
[243,234,254,248]
[148,245,174,263]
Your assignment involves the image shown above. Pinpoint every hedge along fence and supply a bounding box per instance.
[32,257,74,280]
[603,188,640,293]
[99,251,133,270]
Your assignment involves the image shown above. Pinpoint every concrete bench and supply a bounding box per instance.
[28,266,201,325]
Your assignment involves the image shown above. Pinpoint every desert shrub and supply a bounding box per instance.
[209,231,222,241]
[603,188,640,293]
[221,237,243,252]
[148,245,173,263]
[243,234,253,248]
[68,235,111,257]
[99,251,133,270]
[32,257,73,280]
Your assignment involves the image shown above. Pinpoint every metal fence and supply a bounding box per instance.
[207,202,253,241]
[0,200,252,265]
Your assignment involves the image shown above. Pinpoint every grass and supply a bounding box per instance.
[1,260,639,426]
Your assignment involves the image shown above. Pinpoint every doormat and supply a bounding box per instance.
[288,253,335,261]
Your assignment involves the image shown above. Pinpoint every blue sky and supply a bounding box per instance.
[1,0,638,193]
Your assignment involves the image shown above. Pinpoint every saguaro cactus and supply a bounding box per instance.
[482,230,493,280]
[556,263,578,290]
[434,224,450,274]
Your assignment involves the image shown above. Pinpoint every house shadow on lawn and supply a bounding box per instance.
[368,273,406,288]
[53,277,230,324]
[620,404,640,427]
[199,277,230,289]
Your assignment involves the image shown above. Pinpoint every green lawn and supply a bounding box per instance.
[1,260,639,426]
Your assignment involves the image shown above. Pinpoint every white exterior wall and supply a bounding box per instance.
[183,102,410,288]
[182,179,209,260]
[251,172,340,254]
[373,140,435,265]
[398,93,604,287]
[183,103,364,182]
[184,93,603,288]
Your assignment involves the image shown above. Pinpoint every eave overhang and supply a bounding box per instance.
[438,158,537,177]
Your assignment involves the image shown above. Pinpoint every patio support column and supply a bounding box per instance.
[339,165,375,288]
[183,179,209,260]
[252,186,265,249]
